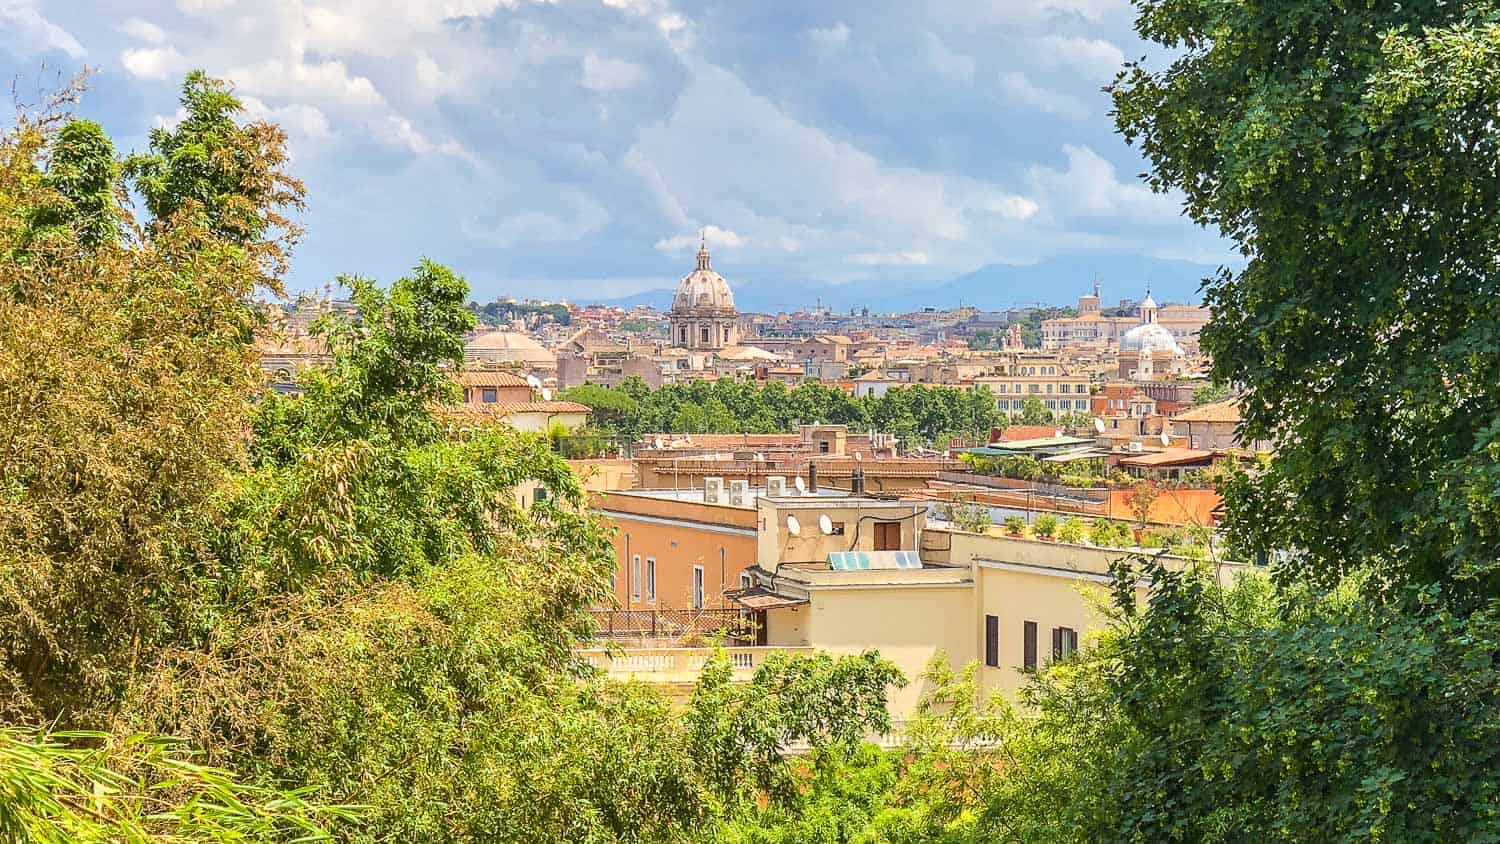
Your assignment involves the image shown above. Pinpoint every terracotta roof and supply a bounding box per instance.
[996,425,1062,442]
[456,370,530,388]
[488,401,591,414]
[1119,448,1216,468]
[724,586,808,610]
[1172,397,1241,424]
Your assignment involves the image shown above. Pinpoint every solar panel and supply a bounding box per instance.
[827,551,922,570]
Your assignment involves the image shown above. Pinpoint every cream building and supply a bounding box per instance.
[1041,283,1211,353]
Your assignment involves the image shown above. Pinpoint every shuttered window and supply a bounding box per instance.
[984,615,1000,668]
[1052,626,1078,661]
[1023,621,1038,671]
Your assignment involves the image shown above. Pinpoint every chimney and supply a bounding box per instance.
[807,463,819,493]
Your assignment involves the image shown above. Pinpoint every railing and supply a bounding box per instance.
[577,646,817,679]
[590,608,753,641]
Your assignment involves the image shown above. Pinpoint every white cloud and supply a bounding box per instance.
[1035,35,1125,80]
[984,195,1040,220]
[805,22,850,55]
[383,115,476,163]
[1,0,85,57]
[227,60,386,111]
[119,17,166,44]
[121,46,188,81]
[919,31,974,85]
[1039,0,1131,22]
[463,187,613,246]
[848,251,930,266]
[999,71,1088,120]
[1030,144,1180,223]
[582,52,648,92]
[242,96,333,147]
[655,225,744,252]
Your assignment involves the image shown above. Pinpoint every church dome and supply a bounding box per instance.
[464,330,556,366]
[670,239,736,314]
[1121,322,1181,355]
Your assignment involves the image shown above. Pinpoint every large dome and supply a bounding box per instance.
[669,240,736,314]
[1121,322,1181,355]
[464,330,556,366]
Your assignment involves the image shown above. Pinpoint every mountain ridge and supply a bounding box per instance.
[597,254,1227,313]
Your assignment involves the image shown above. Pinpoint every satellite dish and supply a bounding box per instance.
[654,436,665,449]
[1159,431,1171,447]
[786,515,802,536]
[541,387,553,401]
[854,452,863,463]
[1094,417,1106,434]
[525,374,543,389]
[793,476,807,494]
[818,514,834,535]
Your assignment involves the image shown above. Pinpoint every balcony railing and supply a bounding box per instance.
[590,608,753,641]
[578,646,816,681]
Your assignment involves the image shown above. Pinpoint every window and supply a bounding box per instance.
[1023,621,1038,671]
[1046,383,1054,394]
[828,521,846,536]
[1051,626,1078,661]
[645,558,656,603]
[819,440,830,453]
[693,566,705,609]
[1029,384,1040,394]
[679,328,687,344]
[631,555,641,600]
[701,327,710,343]
[874,522,901,551]
[984,615,1000,668]
[481,387,498,403]
[740,571,753,589]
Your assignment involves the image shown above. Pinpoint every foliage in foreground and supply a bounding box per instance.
[0,728,357,842]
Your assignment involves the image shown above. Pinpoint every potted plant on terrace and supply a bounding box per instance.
[1034,513,1058,540]
[1004,515,1026,537]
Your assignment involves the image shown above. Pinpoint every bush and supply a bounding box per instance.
[1034,514,1059,538]
[1057,517,1086,544]
[1004,515,1026,535]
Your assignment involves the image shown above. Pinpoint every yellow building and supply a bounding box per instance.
[586,480,1256,721]
[736,498,1253,717]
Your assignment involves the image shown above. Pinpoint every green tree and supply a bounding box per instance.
[125,71,304,285]
[1190,381,1230,407]
[1113,1,1500,597]
[25,119,118,250]
[1018,396,1053,426]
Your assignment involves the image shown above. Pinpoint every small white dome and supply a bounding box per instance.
[1121,322,1181,355]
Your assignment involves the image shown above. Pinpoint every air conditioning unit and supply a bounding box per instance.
[765,476,787,497]
[704,477,724,504]
[728,480,749,506]
[1128,441,1144,453]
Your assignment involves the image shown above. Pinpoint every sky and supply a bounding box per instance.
[2,0,1232,303]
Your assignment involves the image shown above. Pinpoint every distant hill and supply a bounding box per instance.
[599,254,1228,313]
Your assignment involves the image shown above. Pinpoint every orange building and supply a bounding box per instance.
[593,487,759,611]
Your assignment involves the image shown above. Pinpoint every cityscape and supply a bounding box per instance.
[4,1,1497,842]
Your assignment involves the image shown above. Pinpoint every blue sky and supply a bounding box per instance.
[3,0,1231,302]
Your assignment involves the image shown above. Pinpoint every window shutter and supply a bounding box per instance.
[1023,621,1038,671]
[1051,627,1063,662]
[985,615,1000,668]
